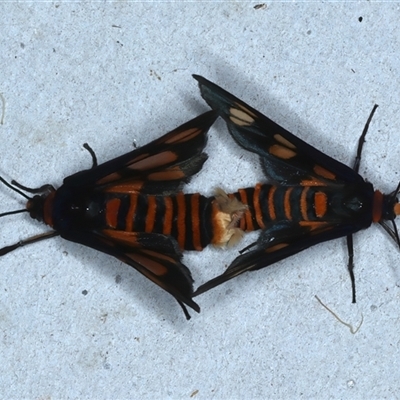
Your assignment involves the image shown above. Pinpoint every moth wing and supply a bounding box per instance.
[63,111,218,194]
[60,229,200,319]
[194,220,357,296]
[193,75,362,186]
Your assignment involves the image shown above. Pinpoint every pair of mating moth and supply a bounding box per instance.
[1,76,399,319]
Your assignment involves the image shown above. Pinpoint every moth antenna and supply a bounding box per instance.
[391,181,400,198]
[0,176,30,199]
[378,220,400,247]
[385,182,400,248]
[0,209,28,218]
[11,180,54,195]
[391,219,400,249]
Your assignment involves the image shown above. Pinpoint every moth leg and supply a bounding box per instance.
[0,231,59,256]
[347,105,378,302]
[83,143,98,169]
[353,104,378,173]
[346,234,356,303]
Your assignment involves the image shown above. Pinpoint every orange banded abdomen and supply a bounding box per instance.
[103,192,214,251]
[232,184,333,232]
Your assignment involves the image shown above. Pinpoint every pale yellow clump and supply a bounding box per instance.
[212,188,248,247]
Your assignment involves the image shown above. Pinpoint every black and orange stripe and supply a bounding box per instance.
[99,192,219,251]
[0,111,222,319]
[97,183,353,256]
[230,184,348,233]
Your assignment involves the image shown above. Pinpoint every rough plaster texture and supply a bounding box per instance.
[1,3,400,399]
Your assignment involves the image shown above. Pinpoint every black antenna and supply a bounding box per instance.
[0,176,32,218]
[0,176,59,255]
[0,176,30,199]
[0,208,28,218]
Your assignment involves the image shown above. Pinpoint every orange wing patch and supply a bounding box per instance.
[269,144,297,160]
[164,127,203,144]
[229,103,256,126]
[128,151,178,171]
[313,165,336,180]
[125,251,169,276]
[273,134,296,149]
[147,166,186,181]
[265,243,289,253]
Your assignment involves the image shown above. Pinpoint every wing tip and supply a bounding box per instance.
[178,298,200,320]
[193,274,231,297]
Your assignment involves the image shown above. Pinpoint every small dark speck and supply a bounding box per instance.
[358,16,363,22]
[225,288,232,295]
[116,40,123,47]
[254,3,266,10]
[351,68,356,73]
[370,304,377,311]
[20,43,25,49]
[307,30,312,35]
[55,3,60,8]
[115,274,122,284]
[53,48,56,53]
[112,24,121,28]
[103,363,111,370]
[150,69,161,81]
[82,290,88,296]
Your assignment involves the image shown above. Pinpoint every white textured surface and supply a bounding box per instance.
[1,3,400,399]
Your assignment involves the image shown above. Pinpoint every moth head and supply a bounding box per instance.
[0,177,57,256]
[26,194,46,222]
[379,182,400,248]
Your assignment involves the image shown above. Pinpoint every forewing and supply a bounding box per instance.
[194,220,357,296]
[193,75,362,186]
[63,111,218,194]
[60,229,200,319]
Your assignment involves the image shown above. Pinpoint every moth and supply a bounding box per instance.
[0,111,250,319]
[192,75,400,300]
